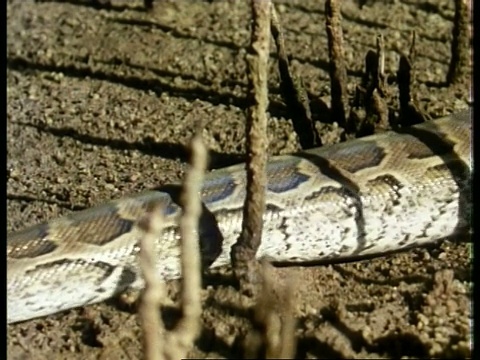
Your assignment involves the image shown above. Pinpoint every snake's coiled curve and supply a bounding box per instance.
[7,109,472,324]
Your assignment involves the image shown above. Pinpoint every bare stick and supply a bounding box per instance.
[138,130,207,360]
[447,0,471,85]
[325,0,348,128]
[259,263,296,359]
[376,34,386,95]
[350,35,388,135]
[397,32,425,126]
[271,3,321,149]
[369,35,388,131]
[231,0,270,292]
[138,203,167,360]
[244,262,297,358]
[166,129,208,359]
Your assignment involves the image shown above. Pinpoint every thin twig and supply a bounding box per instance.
[260,263,296,359]
[231,0,271,293]
[397,32,425,126]
[447,0,471,84]
[369,34,388,131]
[138,202,167,360]
[271,3,321,149]
[166,128,207,360]
[244,262,297,358]
[325,0,348,128]
[138,129,207,360]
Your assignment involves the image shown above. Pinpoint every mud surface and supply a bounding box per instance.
[7,0,471,358]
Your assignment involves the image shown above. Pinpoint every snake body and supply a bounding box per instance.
[8,110,472,324]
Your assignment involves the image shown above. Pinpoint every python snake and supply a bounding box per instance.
[8,109,472,324]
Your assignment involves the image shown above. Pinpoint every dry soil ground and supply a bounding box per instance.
[7,0,471,358]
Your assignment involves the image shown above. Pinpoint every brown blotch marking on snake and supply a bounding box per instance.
[366,174,404,204]
[314,140,387,173]
[264,203,291,249]
[403,136,454,160]
[64,204,135,246]
[157,184,225,267]
[299,151,368,255]
[110,266,137,295]
[118,191,180,218]
[304,185,367,256]
[26,259,138,295]
[402,117,471,238]
[197,203,225,267]
[25,259,115,282]
[201,172,237,203]
[397,121,458,160]
[8,223,58,259]
[425,160,472,227]
[266,203,283,213]
[212,204,282,232]
[425,160,471,184]
[266,157,311,193]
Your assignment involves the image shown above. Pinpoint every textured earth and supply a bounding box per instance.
[7,0,471,359]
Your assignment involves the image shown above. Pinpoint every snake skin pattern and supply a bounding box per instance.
[7,109,472,324]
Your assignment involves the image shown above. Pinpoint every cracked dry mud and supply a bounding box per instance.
[7,0,471,358]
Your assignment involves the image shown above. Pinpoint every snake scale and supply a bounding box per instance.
[8,109,472,324]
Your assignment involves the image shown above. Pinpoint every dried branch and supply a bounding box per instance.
[259,263,296,359]
[350,35,388,135]
[231,0,271,293]
[138,203,167,360]
[447,0,471,84]
[368,35,388,131]
[271,3,321,149]
[138,129,207,360]
[325,0,348,128]
[244,262,297,358]
[397,32,425,126]
[165,129,207,360]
